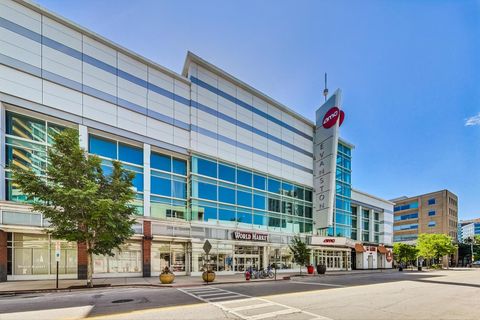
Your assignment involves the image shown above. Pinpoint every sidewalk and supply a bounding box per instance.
[0,269,394,295]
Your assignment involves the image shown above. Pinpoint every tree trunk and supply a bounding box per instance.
[86,242,93,288]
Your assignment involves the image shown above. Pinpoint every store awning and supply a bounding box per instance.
[354,243,365,253]
[378,245,388,254]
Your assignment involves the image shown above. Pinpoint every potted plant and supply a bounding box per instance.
[316,264,326,275]
[159,266,175,284]
[202,268,216,283]
[307,264,314,274]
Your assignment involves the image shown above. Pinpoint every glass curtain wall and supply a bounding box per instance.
[332,142,352,237]
[150,152,188,220]
[88,135,144,215]
[190,156,314,234]
[5,111,65,202]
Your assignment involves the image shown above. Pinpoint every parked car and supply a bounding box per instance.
[472,261,480,268]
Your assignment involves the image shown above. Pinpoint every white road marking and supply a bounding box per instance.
[290,281,345,287]
[178,286,334,320]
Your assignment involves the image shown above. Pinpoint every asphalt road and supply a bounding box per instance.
[0,269,479,320]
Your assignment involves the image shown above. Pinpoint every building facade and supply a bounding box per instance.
[391,190,459,244]
[459,218,480,242]
[0,0,392,281]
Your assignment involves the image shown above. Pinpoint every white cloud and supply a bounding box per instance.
[465,113,480,126]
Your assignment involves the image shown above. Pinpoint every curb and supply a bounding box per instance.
[0,277,290,296]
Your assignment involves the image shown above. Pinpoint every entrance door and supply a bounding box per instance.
[368,255,373,269]
[234,246,263,272]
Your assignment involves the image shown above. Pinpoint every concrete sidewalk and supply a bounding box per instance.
[0,269,394,295]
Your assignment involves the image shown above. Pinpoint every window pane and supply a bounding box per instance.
[253,174,266,190]
[237,170,252,187]
[305,206,312,218]
[253,194,266,210]
[203,206,217,222]
[268,197,281,212]
[7,112,46,142]
[253,213,267,226]
[89,135,116,159]
[47,124,66,145]
[219,208,236,222]
[219,187,235,204]
[6,145,47,176]
[304,189,313,202]
[151,176,171,196]
[151,153,171,171]
[172,180,186,199]
[219,164,236,183]
[237,190,252,207]
[268,178,281,193]
[173,158,187,175]
[197,158,217,178]
[198,182,217,201]
[295,186,304,200]
[237,210,252,224]
[131,172,144,192]
[281,182,293,197]
[119,143,143,165]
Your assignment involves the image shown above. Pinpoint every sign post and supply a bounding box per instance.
[203,240,212,285]
[55,241,61,289]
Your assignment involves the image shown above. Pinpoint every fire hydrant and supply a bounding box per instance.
[245,271,251,281]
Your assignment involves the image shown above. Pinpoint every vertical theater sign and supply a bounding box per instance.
[313,89,345,230]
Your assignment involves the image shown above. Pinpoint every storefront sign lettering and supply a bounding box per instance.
[323,238,335,243]
[233,231,268,242]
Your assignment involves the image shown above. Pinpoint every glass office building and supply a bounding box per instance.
[0,0,393,280]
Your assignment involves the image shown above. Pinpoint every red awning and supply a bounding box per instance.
[378,245,388,254]
[355,243,365,253]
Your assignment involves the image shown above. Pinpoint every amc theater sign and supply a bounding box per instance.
[233,231,268,242]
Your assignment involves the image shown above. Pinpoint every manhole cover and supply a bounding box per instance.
[111,299,134,304]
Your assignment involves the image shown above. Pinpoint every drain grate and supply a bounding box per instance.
[111,299,134,304]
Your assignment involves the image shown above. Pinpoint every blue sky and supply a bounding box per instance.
[36,0,480,220]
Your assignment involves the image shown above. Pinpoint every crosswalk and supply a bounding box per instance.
[178,286,332,320]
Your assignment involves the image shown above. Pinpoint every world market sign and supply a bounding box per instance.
[233,231,268,242]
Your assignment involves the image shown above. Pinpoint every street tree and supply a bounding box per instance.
[289,236,311,275]
[416,233,456,267]
[393,243,418,266]
[12,129,136,288]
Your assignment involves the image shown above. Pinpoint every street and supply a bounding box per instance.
[0,269,479,319]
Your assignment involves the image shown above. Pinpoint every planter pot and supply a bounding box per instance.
[316,264,326,275]
[160,273,175,284]
[307,265,314,274]
[202,271,216,282]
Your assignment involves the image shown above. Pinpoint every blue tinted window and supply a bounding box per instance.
[151,176,171,196]
[219,187,235,204]
[428,221,436,227]
[253,174,266,190]
[203,206,217,222]
[198,182,217,201]
[237,210,252,224]
[131,172,144,192]
[89,136,116,159]
[197,158,217,178]
[428,211,436,216]
[118,143,143,165]
[268,178,281,193]
[219,208,236,222]
[151,153,171,171]
[237,169,252,187]
[253,213,267,226]
[253,194,266,210]
[428,198,436,205]
[237,190,252,207]
[172,180,186,199]
[173,158,187,175]
[282,182,294,197]
[219,164,235,183]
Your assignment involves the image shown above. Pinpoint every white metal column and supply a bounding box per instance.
[143,144,151,217]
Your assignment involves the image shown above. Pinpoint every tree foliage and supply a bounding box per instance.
[393,242,418,264]
[289,236,311,274]
[12,128,136,287]
[416,233,456,262]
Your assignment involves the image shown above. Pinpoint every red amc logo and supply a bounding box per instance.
[323,238,335,243]
[322,107,345,129]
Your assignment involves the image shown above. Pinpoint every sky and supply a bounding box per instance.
[35,0,480,220]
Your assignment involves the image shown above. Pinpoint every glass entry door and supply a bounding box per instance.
[234,246,263,272]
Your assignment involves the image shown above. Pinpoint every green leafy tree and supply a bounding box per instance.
[417,233,456,267]
[12,129,136,287]
[393,243,418,266]
[289,236,311,275]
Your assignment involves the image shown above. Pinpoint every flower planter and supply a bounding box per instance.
[160,273,175,284]
[307,265,314,274]
[316,264,326,275]
[202,271,216,282]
